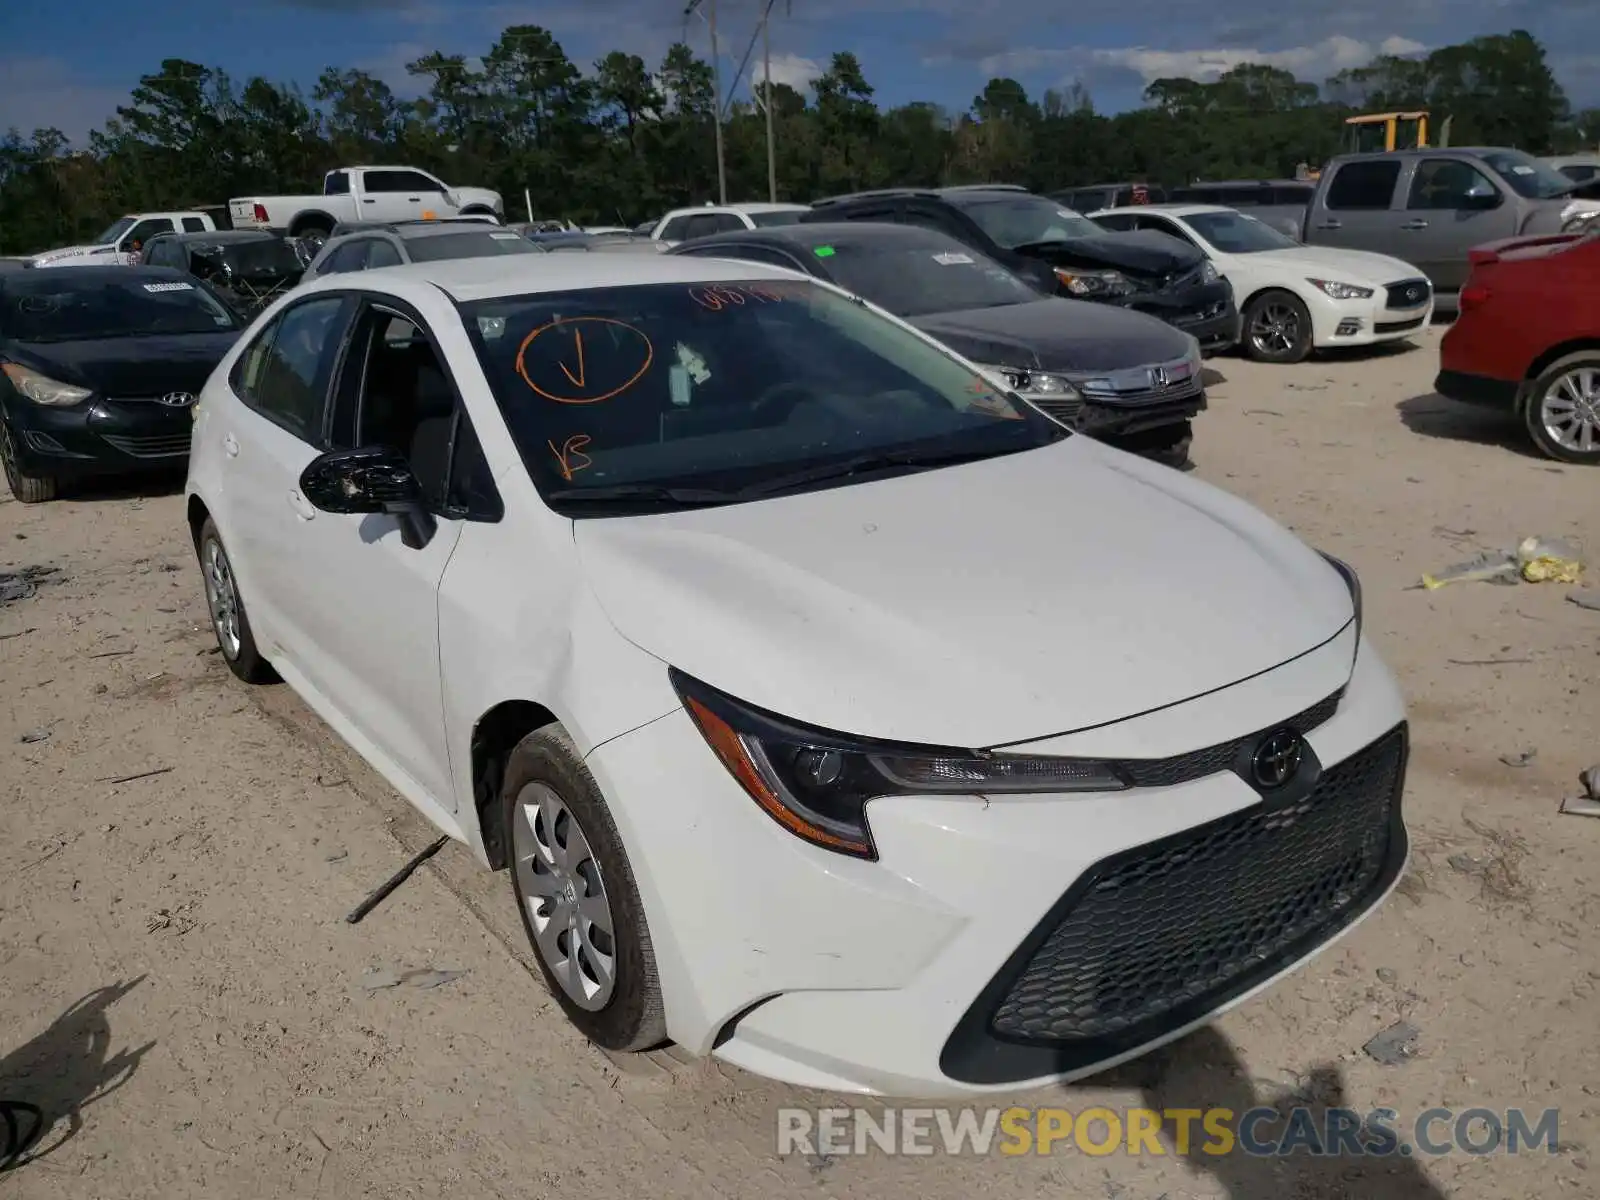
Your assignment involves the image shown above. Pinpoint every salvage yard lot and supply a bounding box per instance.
[2,326,1597,1199]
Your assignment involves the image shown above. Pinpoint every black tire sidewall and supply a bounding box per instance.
[1244,291,1313,364]
[1,420,56,503]
[501,728,665,1052]
[198,518,274,681]
[1523,356,1600,465]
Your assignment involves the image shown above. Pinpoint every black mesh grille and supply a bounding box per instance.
[989,726,1405,1044]
[1117,689,1342,789]
[1384,278,1431,309]
[101,433,191,459]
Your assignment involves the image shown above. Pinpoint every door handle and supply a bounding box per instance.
[362,198,376,204]
[1402,219,1429,230]
[407,196,421,202]
[1315,220,1342,230]
[223,433,239,458]
[287,490,317,521]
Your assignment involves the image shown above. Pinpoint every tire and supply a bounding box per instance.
[197,518,276,682]
[1242,290,1314,364]
[1,420,58,503]
[1522,352,1600,465]
[502,725,667,1052]
[293,221,333,251]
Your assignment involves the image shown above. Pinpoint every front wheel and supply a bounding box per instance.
[1242,290,1314,364]
[1,420,57,503]
[1523,353,1600,465]
[503,725,667,1052]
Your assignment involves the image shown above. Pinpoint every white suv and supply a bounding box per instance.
[185,254,1408,1097]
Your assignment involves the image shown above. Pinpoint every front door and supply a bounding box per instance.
[362,169,449,222]
[277,300,476,810]
[1400,158,1520,292]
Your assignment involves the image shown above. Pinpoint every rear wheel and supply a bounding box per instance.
[1243,290,1314,364]
[1,421,57,503]
[1523,353,1600,465]
[198,518,275,682]
[503,725,666,1052]
[293,221,333,252]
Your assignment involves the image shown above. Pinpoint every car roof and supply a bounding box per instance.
[1090,204,1231,219]
[679,221,955,251]
[297,252,800,304]
[1173,178,1310,189]
[330,221,509,240]
[660,202,808,219]
[1,265,193,287]
[158,230,286,244]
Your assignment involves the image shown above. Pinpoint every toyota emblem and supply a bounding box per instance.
[1250,729,1304,790]
[158,392,195,408]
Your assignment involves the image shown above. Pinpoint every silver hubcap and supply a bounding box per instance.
[202,537,242,659]
[1540,367,1600,455]
[512,782,617,1011]
[1250,302,1301,356]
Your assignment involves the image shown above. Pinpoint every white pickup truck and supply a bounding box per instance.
[229,166,504,246]
[29,211,221,267]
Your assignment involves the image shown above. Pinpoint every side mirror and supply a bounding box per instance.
[1462,187,1501,210]
[299,445,435,549]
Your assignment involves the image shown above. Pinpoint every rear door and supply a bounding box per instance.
[1307,160,1404,256]
[1401,157,1520,292]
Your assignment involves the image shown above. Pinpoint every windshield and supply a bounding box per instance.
[749,210,805,228]
[952,195,1104,249]
[2,274,239,342]
[1479,150,1575,200]
[462,278,1063,512]
[817,241,1039,317]
[94,217,136,245]
[195,238,305,277]
[404,231,545,263]
[1183,211,1298,253]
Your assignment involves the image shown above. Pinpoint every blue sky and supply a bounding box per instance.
[1,0,1594,144]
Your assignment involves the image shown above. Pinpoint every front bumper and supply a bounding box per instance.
[587,626,1408,1097]
[1116,278,1239,351]
[1312,278,1434,349]
[3,395,193,479]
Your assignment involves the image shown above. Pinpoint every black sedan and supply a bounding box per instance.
[139,229,306,317]
[0,266,242,502]
[670,223,1207,464]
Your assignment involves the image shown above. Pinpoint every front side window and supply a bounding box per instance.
[1408,159,1500,210]
[245,297,345,442]
[1477,149,1575,200]
[949,195,1103,249]
[364,169,444,194]
[749,210,805,228]
[461,278,1064,513]
[123,218,175,247]
[94,217,136,245]
[1,273,238,342]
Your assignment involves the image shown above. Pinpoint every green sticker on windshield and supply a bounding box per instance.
[812,245,836,258]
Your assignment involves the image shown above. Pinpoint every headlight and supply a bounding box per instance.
[672,669,1128,859]
[1053,267,1135,298]
[1319,551,1362,639]
[978,364,1082,401]
[1308,278,1374,301]
[1200,260,1219,284]
[1,363,92,406]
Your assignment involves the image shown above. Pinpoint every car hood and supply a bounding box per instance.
[1242,245,1427,285]
[575,437,1355,747]
[908,298,1194,373]
[29,245,123,266]
[6,332,240,397]
[1014,230,1204,277]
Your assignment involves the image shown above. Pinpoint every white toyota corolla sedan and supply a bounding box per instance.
[185,253,1409,1097]
[1089,204,1435,364]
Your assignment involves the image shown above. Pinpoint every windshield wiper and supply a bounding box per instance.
[545,483,738,506]
[735,446,1019,499]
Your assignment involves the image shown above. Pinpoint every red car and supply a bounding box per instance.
[1435,228,1600,465]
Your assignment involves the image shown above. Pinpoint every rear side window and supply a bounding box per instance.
[324,240,371,274]
[236,297,346,443]
[1324,162,1401,210]
[1093,213,1137,232]
[659,216,693,240]
[182,217,207,232]
[325,171,351,195]
[366,239,404,268]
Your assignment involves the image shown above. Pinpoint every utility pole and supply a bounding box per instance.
[690,0,728,205]
[762,3,777,202]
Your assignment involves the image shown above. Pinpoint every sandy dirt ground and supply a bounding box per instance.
[2,323,1598,1199]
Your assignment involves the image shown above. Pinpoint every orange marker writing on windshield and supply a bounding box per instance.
[549,434,593,481]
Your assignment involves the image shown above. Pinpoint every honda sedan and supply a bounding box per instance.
[185,254,1409,1097]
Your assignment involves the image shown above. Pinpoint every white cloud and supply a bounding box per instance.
[1090,34,1427,84]
[760,52,822,90]
[0,58,132,145]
